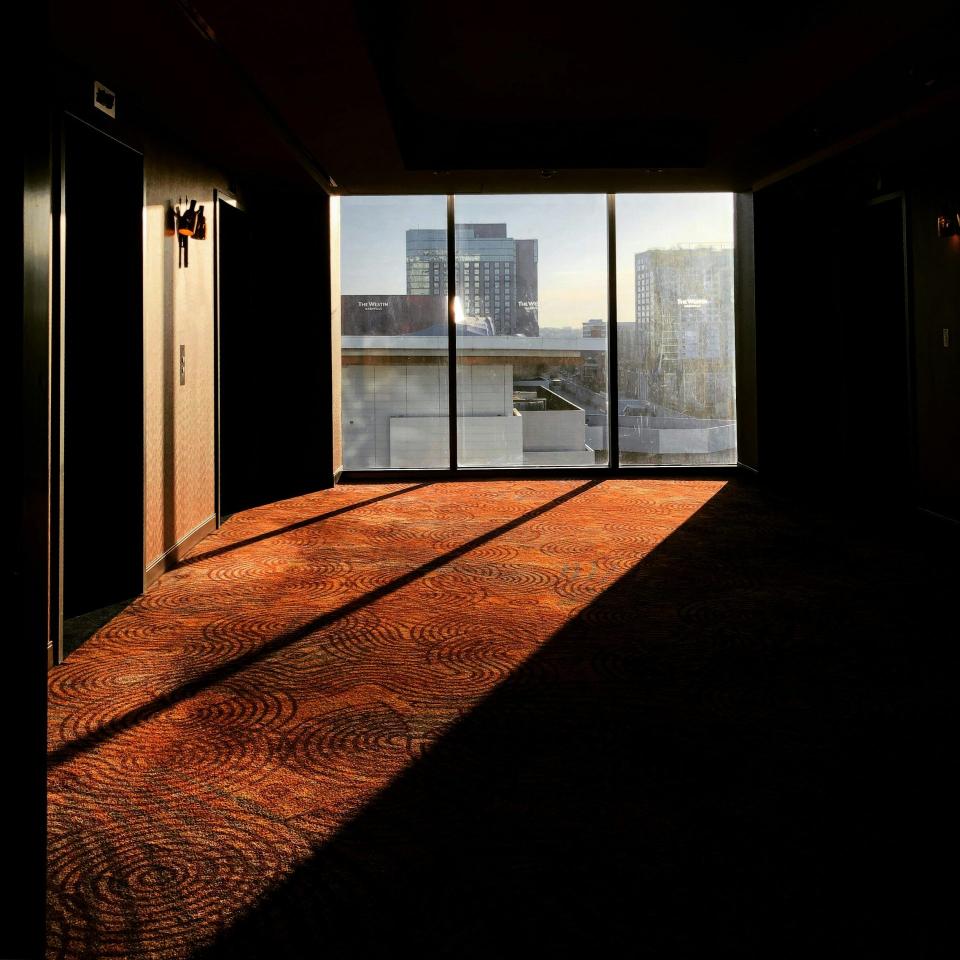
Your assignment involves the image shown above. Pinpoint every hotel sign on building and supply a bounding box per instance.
[341,294,447,335]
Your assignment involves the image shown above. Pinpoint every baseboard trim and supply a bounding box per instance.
[144,514,217,588]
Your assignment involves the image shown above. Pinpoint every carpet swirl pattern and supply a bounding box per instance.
[48,479,725,958]
[47,478,953,957]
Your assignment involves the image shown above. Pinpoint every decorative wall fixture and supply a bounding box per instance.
[173,197,207,267]
[936,202,959,238]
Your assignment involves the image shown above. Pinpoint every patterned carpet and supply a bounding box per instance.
[47,479,953,957]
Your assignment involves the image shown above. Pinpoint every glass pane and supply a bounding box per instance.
[615,194,736,465]
[453,195,608,467]
[340,196,449,469]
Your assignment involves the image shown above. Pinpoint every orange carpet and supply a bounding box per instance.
[46,478,951,957]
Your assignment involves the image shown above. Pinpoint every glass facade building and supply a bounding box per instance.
[407,224,539,336]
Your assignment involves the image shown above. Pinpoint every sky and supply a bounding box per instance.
[341,193,734,329]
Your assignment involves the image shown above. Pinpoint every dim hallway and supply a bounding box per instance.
[45,478,954,957]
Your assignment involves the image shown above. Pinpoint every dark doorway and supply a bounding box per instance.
[61,115,144,653]
[216,196,257,519]
[217,190,332,516]
[839,194,914,495]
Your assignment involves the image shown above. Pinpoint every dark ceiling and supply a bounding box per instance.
[48,0,959,194]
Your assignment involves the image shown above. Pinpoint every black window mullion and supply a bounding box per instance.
[446,195,458,471]
[607,194,619,469]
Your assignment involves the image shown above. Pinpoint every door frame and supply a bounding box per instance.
[53,110,145,665]
[865,190,917,501]
[213,188,243,528]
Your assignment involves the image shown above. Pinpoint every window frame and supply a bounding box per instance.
[338,192,748,479]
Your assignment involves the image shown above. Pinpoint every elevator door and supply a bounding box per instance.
[841,195,914,496]
[61,115,144,652]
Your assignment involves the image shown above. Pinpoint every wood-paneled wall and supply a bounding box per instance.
[143,139,228,573]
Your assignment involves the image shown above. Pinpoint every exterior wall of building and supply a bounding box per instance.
[522,449,595,466]
[585,424,605,450]
[514,238,539,335]
[582,319,606,337]
[617,417,737,462]
[456,363,514,416]
[389,414,526,468]
[455,415,525,467]
[389,417,449,467]
[659,423,737,455]
[406,228,446,297]
[634,246,735,420]
[521,409,587,453]
[342,361,449,469]
[343,360,517,469]
[342,357,594,469]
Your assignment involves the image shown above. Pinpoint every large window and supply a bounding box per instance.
[616,194,737,465]
[340,196,448,470]
[453,195,608,467]
[339,193,736,471]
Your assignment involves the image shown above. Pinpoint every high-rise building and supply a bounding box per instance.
[406,224,539,336]
[634,245,734,418]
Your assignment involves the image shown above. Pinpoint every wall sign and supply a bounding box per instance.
[93,81,116,118]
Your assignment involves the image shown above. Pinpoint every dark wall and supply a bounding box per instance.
[734,193,758,471]
[753,106,960,521]
[219,183,333,516]
[18,68,51,960]
[908,160,960,521]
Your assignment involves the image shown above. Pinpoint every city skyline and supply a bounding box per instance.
[341,193,734,329]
